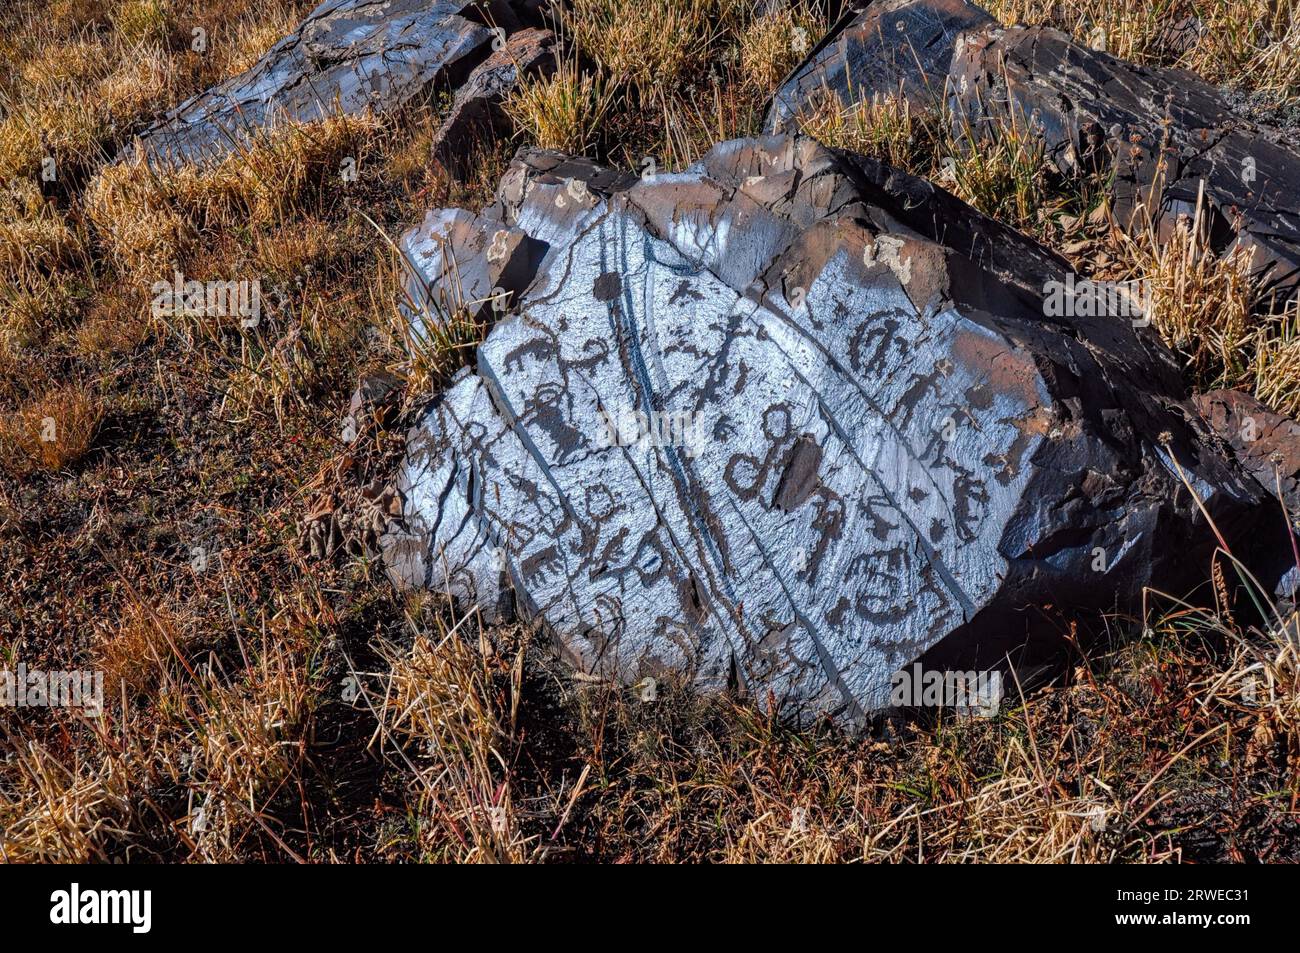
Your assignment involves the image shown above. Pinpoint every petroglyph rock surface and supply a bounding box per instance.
[381,135,1287,725]
[768,0,1300,297]
[123,0,542,167]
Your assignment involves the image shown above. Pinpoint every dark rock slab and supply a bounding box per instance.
[381,134,1289,725]
[1195,389,1300,516]
[767,0,1300,299]
[1195,388,1300,605]
[766,0,994,124]
[122,0,541,167]
[431,27,556,170]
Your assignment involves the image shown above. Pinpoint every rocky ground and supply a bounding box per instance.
[1,0,1298,862]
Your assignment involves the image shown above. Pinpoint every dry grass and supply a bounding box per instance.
[796,90,938,174]
[2,281,86,355]
[797,92,1097,241]
[110,0,172,46]
[559,0,745,99]
[73,292,151,360]
[504,1,778,169]
[738,3,828,94]
[988,0,1300,108]
[331,592,1300,863]
[0,0,313,188]
[368,612,543,862]
[943,108,1059,233]
[1,0,1299,865]
[503,56,612,155]
[1254,314,1300,417]
[4,627,313,862]
[0,180,85,279]
[1101,187,1300,414]
[85,113,382,280]
[0,739,134,863]
[1126,208,1258,384]
[0,382,104,473]
[0,0,446,865]
[94,593,190,702]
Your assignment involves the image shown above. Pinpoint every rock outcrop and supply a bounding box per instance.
[767,0,1300,299]
[123,0,544,167]
[430,27,557,170]
[1195,388,1300,606]
[1196,389,1300,518]
[380,133,1289,725]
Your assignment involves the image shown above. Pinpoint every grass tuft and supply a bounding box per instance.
[0,381,104,473]
[738,3,828,94]
[503,55,612,155]
[558,0,745,100]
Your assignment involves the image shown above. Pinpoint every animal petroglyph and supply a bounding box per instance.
[382,135,1289,725]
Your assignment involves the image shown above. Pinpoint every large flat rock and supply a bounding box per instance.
[122,0,542,167]
[381,135,1289,725]
[767,0,1300,299]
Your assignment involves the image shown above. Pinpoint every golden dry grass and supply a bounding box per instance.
[0,382,104,473]
[0,0,1298,865]
[796,92,1091,241]
[370,617,540,862]
[353,591,1300,863]
[1099,188,1300,414]
[85,114,382,280]
[988,0,1300,107]
[559,0,746,99]
[0,0,312,188]
[738,3,828,94]
[796,91,937,174]
[503,56,613,154]
[0,180,85,279]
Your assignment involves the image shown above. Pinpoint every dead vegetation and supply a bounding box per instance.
[986,0,1300,110]
[0,0,1298,863]
[0,382,104,474]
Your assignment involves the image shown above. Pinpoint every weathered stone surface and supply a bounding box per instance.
[1195,388,1300,606]
[1196,389,1300,514]
[398,206,539,338]
[398,152,636,338]
[767,0,1300,298]
[123,0,541,167]
[381,134,1289,725]
[767,0,994,122]
[431,27,556,169]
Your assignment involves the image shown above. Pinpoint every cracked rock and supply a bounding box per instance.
[380,134,1290,726]
[1195,389,1300,518]
[1196,388,1300,608]
[122,0,543,167]
[767,0,1300,299]
[431,27,557,170]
